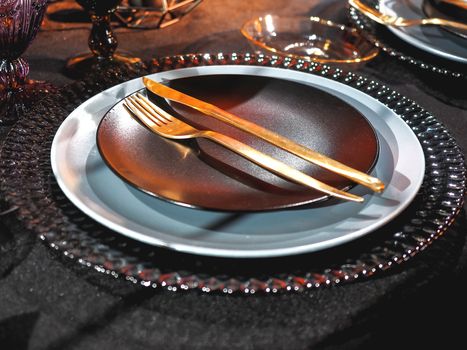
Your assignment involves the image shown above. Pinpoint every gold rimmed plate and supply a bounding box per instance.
[96,74,379,211]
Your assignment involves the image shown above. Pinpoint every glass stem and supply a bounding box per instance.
[0,58,30,93]
[89,14,118,60]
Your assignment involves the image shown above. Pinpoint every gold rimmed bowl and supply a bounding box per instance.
[241,15,379,65]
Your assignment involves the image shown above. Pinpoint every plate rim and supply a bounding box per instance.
[50,65,425,258]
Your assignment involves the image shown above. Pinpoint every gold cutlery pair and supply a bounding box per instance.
[349,0,467,31]
[123,78,385,203]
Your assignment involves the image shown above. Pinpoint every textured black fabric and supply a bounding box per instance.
[0,0,466,349]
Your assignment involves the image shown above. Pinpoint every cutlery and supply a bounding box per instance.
[123,93,365,203]
[349,0,467,30]
[440,0,467,10]
[143,77,385,193]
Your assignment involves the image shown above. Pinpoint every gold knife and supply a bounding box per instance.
[143,77,385,193]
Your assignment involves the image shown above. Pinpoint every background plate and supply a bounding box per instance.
[380,0,467,63]
[422,0,467,39]
[51,65,424,258]
[349,0,467,79]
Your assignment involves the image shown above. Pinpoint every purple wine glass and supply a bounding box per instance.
[0,0,55,124]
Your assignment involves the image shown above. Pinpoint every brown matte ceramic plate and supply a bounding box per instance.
[96,74,378,211]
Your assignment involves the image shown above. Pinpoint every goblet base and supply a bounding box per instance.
[0,80,56,125]
[65,52,146,79]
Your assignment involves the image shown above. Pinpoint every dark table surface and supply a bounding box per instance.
[0,0,466,349]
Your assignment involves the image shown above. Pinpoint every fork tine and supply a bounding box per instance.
[132,95,168,124]
[128,95,164,126]
[135,93,174,124]
[124,98,163,128]
[134,93,173,124]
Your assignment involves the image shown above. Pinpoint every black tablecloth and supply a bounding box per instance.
[0,0,466,349]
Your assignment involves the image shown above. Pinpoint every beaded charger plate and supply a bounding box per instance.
[349,0,467,79]
[0,53,465,293]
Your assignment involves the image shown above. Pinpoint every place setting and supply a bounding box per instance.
[0,0,465,298]
[348,0,467,78]
[0,47,464,293]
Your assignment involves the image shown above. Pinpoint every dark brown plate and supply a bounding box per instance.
[96,74,378,211]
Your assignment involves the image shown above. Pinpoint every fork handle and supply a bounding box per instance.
[423,17,467,30]
[350,0,467,30]
[201,130,364,203]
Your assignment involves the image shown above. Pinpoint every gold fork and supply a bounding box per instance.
[123,93,365,203]
[349,0,467,30]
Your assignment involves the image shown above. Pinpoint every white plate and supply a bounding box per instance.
[51,65,425,258]
[380,0,467,64]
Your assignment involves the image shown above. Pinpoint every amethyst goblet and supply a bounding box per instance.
[0,0,54,124]
[65,0,144,78]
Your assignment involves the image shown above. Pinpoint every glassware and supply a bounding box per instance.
[0,0,54,125]
[115,0,203,29]
[65,0,144,78]
[241,15,379,67]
